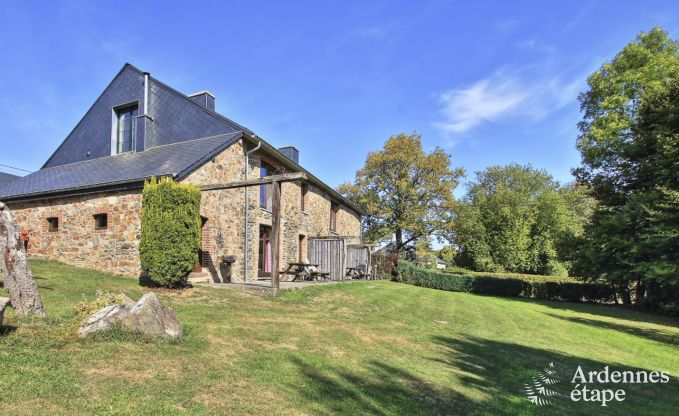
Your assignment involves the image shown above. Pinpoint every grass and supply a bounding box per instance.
[1,259,678,415]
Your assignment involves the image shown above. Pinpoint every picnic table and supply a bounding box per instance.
[345,266,368,279]
[281,262,330,281]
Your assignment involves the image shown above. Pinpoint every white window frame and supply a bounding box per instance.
[111,101,140,155]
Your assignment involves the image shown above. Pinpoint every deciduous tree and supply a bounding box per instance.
[338,133,463,253]
[573,27,679,311]
[445,165,590,276]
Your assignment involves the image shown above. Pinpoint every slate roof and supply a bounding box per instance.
[0,63,364,215]
[0,171,20,186]
[0,132,242,201]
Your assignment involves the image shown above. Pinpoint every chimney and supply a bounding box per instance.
[188,91,215,111]
[278,146,299,164]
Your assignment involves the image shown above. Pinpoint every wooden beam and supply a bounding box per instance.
[200,172,305,191]
[270,180,282,293]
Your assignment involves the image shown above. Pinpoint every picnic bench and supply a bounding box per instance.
[281,262,330,281]
[345,265,368,279]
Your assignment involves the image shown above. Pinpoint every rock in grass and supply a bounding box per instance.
[78,303,130,337]
[77,292,182,339]
[0,297,10,326]
[119,293,136,308]
[123,293,183,339]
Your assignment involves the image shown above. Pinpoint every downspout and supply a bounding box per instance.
[243,138,261,282]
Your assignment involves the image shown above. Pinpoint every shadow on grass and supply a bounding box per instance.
[543,313,679,346]
[283,336,679,415]
[431,336,679,415]
[284,356,471,415]
[510,297,679,328]
[0,325,18,336]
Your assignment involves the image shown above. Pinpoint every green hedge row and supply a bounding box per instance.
[394,261,615,303]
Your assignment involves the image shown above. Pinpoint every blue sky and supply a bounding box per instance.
[1,1,678,193]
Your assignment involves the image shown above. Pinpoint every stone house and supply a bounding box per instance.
[0,64,363,282]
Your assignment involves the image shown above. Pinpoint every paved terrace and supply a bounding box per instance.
[195,278,365,294]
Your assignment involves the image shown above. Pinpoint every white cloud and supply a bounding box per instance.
[434,69,584,138]
[435,78,528,134]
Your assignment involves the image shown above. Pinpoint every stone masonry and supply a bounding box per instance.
[5,138,361,282]
[7,190,142,276]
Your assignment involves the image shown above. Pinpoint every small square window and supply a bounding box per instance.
[94,213,108,230]
[47,217,59,232]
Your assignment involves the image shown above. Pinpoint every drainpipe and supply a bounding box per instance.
[243,138,261,282]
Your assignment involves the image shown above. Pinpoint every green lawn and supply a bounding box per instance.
[1,260,678,415]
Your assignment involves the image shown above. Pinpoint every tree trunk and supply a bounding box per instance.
[634,278,646,305]
[618,282,632,305]
[0,202,45,317]
[395,229,403,253]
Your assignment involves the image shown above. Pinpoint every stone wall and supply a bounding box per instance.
[7,138,361,282]
[183,138,362,282]
[6,190,142,276]
[182,140,252,282]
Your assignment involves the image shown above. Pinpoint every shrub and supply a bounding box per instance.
[139,177,202,288]
[470,276,525,297]
[581,283,616,303]
[544,260,569,277]
[396,260,612,303]
[75,290,125,317]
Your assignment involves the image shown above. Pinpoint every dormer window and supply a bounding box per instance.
[114,104,138,154]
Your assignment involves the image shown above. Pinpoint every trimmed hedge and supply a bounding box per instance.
[394,261,614,303]
[139,177,202,288]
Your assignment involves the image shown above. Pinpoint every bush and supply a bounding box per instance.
[544,260,569,277]
[470,276,525,297]
[581,283,616,303]
[75,290,126,317]
[395,260,612,303]
[139,177,202,288]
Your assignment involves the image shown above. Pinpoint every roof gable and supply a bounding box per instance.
[43,64,146,168]
[42,64,245,170]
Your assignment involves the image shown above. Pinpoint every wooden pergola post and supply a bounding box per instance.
[270,180,282,293]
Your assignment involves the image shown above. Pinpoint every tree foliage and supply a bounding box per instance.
[446,164,592,276]
[139,177,202,288]
[338,133,463,252]
[573,27,679,312]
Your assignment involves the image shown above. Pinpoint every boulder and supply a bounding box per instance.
[77,303,130,337]
[77,292,182,339]
[123,293,183,339]
[119,293,136,308]
[0,297,10,326]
